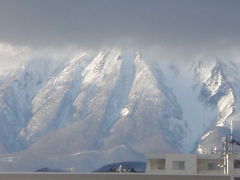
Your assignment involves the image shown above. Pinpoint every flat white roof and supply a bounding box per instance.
[145,153,240,160]
[145,153,197,159]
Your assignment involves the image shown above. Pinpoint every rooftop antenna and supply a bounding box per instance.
[222,119,233,175]
[222,118,240,175]
[223,135,230,175]
[230,119,234,152]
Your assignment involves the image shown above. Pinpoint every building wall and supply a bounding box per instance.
[149,159,165,171]
[146,154,197,175]
[234,169,240,177]
[146,153,240,179]
[197,159,224,175]
[165,154,197,175]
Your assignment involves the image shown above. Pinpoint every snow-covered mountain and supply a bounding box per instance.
[0,48,239,172]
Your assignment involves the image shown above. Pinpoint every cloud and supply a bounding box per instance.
[0,0,240,53]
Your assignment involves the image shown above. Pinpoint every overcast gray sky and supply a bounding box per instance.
[0,0,240,53]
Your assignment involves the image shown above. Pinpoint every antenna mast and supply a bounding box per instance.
[231,119,234,152]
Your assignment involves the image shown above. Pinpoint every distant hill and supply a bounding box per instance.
[35,167,72,172]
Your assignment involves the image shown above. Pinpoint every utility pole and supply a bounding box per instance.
[223,136,230,175]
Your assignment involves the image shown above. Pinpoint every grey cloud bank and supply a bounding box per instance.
[0,0,240,53]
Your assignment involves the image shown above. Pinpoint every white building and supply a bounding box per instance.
[145,153,240,179]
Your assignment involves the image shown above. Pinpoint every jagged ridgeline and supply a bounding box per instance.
[0,49,239,171]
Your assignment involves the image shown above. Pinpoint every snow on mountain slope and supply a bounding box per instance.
[194,58,240,154]
[0,48,239,171]
[20,53,92,144]
[101,53,186,154]
[19,50,182,155]
[154,61,217,152]
[0,58,64,152]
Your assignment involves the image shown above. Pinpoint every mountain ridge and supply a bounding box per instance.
[0,49,239,171]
